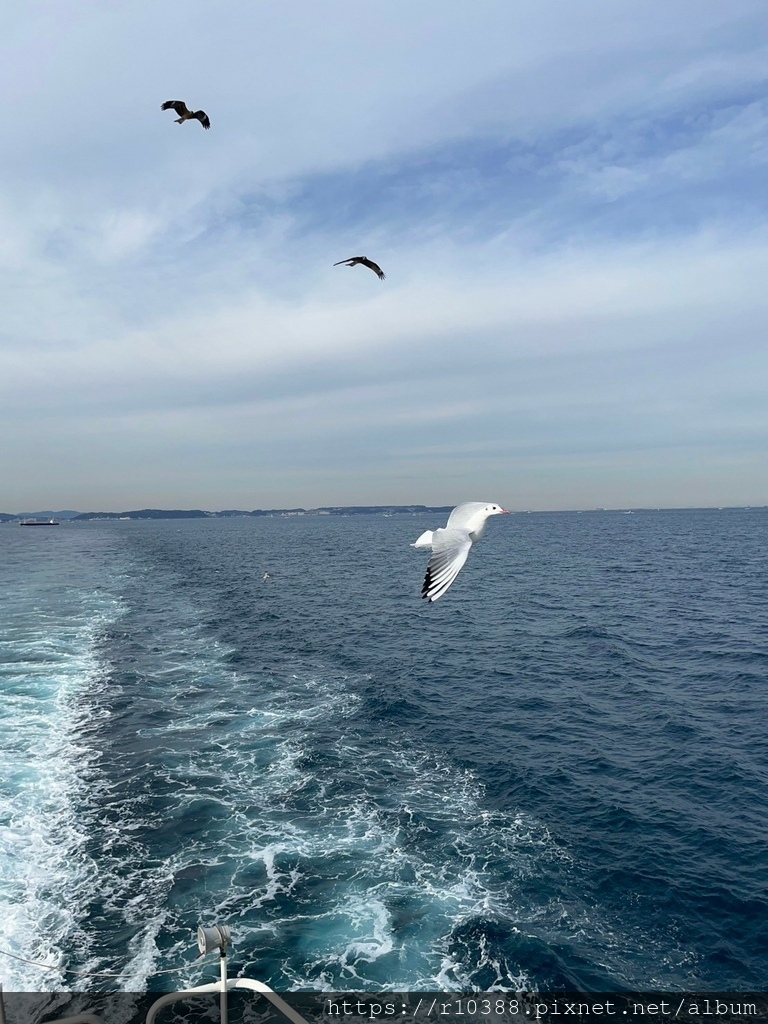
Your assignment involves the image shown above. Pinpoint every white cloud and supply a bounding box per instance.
[2,1,767,509]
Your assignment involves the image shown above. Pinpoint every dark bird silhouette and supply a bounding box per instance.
[161,100,211,129]
[333,256,385,280]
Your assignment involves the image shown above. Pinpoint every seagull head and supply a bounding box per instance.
[452,501,511,549]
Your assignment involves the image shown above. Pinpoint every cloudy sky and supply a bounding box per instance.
[2,0,767,511]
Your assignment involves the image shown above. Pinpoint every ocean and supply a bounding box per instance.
[1,509,766,995]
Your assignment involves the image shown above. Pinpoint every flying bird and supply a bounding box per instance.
[333,256,385,280]
[161,100,211,129]
[411,502,509,602]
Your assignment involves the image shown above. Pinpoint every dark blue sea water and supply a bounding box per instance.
[1,509,767,995]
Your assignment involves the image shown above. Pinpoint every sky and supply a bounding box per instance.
[2,0,767,511]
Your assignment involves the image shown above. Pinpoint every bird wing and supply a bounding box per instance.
[446,502,489,530]
[194,110,211,129]
[421,528,473,602]
[410,529,434,548]
[333,257,360,266]
[361,258,385,279]
[162,100,189,116]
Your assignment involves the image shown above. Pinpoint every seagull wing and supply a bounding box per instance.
[361,258,385,279]
[162,100,189,116]
[411,529,434,548]
[194,110,211,129]
[421,528,473,602]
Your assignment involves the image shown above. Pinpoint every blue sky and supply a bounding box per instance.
[1,0,767,510]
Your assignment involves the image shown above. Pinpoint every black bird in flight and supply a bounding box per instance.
[333,256,385,280]
[161,100,211,130]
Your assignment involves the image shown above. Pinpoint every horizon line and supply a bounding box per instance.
[3,503,767,520]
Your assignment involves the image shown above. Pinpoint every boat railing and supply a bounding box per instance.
[0,924,311,1024]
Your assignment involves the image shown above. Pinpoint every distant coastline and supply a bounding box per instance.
[0,505,454,523]
[1,505,765,523]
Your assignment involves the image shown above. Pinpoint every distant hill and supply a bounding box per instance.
[3,506,764,523]
[49,503,462,520]
[0,509,81,522]
[70,509,214,520]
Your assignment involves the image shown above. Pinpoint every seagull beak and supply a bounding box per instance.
[501,509,511,514]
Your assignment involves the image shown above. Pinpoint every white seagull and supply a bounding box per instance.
[411,502,509,602]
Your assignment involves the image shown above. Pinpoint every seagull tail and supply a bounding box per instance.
[410,530,434,549]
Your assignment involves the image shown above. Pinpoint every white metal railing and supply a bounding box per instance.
[144,970,311,1024]
[0,924,311,1024]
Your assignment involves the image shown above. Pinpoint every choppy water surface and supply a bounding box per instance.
[1,509,766,993]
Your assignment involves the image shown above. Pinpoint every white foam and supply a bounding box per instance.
[342,897,395,963]
[0,598,123,990]
[150,658,555,990]
[0,540,563,993]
